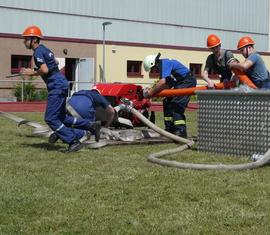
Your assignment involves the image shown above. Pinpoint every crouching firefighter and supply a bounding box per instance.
[21,25,99,152]
[142,53,197,138]
[48,88,117,144]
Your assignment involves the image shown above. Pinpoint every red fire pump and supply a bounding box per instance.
[94,83,155,127]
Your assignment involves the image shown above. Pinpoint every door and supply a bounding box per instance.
[75,58,95,92]
[65,58,77,91]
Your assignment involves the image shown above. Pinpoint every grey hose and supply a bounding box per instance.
[129,107,270,171]
[148,149,270,170]
[130,108,194,146]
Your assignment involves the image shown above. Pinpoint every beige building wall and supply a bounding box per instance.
[96,44,209,86]
[96,44,270,87]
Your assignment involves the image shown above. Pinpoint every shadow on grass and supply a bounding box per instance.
[24,135,46,138]
[21,142,65,152]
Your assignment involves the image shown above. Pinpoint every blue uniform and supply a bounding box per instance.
[246,53,270,89]
[34,44,84,144]
[63,90,110,130]
[67,90,110,119]
[159,59,197,136]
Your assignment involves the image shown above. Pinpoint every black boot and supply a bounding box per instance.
[48,132,59,144]
[67,140,83,153]
[89,121,101,142]
[174,125,187,138]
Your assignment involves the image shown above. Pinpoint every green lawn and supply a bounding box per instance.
[0,112,270,234]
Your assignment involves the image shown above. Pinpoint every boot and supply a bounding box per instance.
[67,140,83,153]
[173,125,187,138]
[48,132,59,144]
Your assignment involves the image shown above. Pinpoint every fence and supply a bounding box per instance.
[197,90,270,157]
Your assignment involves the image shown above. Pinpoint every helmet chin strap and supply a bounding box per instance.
[244,46,249,58]
[155,52,161,65]
[30,37,34,49]
[25,37,33,49]
[27,37,37,50]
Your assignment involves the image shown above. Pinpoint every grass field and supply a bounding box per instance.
[1,111,270,234]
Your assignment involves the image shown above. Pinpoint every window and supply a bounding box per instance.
[127,60,143,77]
[11,55,32,74]
[149,66,159,78]
[189,63,202,77]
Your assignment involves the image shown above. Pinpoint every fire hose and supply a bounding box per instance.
[1,101,270,170]
[120,98,270,171]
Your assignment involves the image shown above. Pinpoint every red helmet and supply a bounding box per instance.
[207,34,221,48]
[237,36,255,50]
[22,25,43,38]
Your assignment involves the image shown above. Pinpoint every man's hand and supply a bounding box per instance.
[20,68,34,76]
[207,80,215,89]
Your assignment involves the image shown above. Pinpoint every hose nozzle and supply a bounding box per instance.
[120,98,133,111]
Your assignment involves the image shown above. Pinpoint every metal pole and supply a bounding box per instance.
[102,22,112,83]
[102,24,105,83]
[21,80,24,103]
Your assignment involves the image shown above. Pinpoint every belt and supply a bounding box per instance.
[256,78,270,88]
[184,72,193,78]
[173,72,193,82]
[262,78,270,84]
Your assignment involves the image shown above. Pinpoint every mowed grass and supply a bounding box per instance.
[0,111,270,234]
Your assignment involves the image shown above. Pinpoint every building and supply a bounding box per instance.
[0,0,269,99]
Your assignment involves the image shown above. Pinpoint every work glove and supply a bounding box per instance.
[143,87,150,98]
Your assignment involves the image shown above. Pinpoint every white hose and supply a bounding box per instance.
[130,107,270,171]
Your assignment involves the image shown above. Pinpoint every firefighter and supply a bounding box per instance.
[143,53,196,138]
[230,36,270,89]
[202,34,237,88]
[49,88,116,144]
[20,25,99,152]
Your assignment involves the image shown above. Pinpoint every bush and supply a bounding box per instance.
[34,89,48,101]
[14,81,48,102]
[13,81,36,101]
[190,95,197,102]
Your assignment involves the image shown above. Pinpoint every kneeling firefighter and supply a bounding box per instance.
[142,53,197,138]
[49,88,116,144]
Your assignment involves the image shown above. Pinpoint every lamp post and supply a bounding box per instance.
[102,21,112,83]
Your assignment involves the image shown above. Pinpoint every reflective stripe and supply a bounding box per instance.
[73,117,77,125]
[174,120,186,125]
[55,124,64,132]
[71,117,77,128]
[66,102,82,119]
[164,117,173,121]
